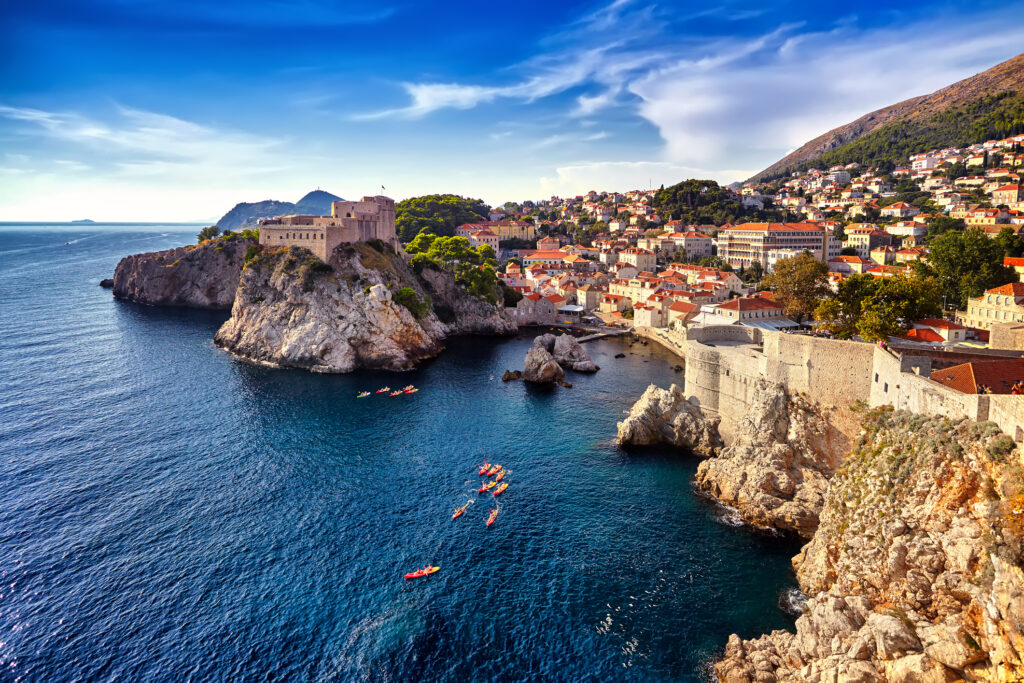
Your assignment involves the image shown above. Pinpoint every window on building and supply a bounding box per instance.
[874,373,879,382]
[884,382,888,393]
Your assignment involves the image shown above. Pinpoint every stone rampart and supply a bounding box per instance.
[683,325,1024,445]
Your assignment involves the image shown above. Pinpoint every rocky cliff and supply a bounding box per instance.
[694,379,848,539]
[112,237,254,309]
[617,383,722,456]
[213,242,514,372]
[716,410,1024,683]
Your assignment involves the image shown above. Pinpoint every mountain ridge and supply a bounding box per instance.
[215,190,343,232]
[748,52,1024,182]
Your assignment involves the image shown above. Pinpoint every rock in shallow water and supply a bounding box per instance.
[616,383,721,456]
[522,344,564,384]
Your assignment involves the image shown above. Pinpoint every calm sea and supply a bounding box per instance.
[0,225,800,682]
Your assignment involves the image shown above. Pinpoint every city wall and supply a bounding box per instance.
[682,326,1024,445]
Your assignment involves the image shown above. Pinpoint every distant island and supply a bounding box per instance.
[71,219,95,223]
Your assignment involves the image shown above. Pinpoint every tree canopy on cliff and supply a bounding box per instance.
[815,272,941,342]
[761,252,830,322]
[395,194,490,243]
[653,179,784,225]
[912,228,1014,309]
[405,235,501,305]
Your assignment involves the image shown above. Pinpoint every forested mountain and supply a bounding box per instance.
[749,52,1024,182]
[215,190,343,232]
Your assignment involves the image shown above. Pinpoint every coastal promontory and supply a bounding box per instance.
[213,241,515,373]
[112,236,254,309]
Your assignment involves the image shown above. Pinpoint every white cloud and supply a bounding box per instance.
[538,160,752,198]
[628,16,1024,172]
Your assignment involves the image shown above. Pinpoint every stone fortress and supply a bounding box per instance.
[258,195,397,260]
[680,325,1024,445]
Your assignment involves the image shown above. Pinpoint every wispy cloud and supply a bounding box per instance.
[0,104,287,175]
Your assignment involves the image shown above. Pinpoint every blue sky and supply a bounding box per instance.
[1,0,1023,221]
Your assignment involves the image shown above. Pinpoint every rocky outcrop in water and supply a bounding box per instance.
[112,237,254,309]
[694,378,846,538]
[716,411,1024,682]
[532,333,599,373]
[213,242,514,373]
[522,343,565,384]
[616,383,721,456]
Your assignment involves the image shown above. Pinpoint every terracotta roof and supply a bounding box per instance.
[715,297,780,312]
[902,328,945,343]
[915,318,965,330]
[986,282,1024,296]
[1005,257,1024,268]
[722,222,824,233]
[930,360,1024,395]
[669,301,698,314]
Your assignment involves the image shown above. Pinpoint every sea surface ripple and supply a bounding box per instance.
[0,226,801,682]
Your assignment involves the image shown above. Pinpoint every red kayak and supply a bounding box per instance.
[486,508,498,526]
[495,469,506,482]
[486,464,500,476]
[493,482,508,496]
[452,502,470,520]
[478,481,497,494]
[478,463,491,476]
[404,566,440,579]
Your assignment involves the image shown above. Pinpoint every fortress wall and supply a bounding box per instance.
[760,332,875,408]
[259,227,329,260]
[869,347,986,422]
[990,396,1024,442]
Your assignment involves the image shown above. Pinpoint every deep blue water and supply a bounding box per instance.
[0,227,801,682]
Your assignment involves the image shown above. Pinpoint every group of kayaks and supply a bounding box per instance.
[404,462,512,580]
[357,385,418,399]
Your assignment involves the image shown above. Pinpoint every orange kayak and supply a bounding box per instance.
[404,566,440,579]
[452,502,470,520]
[478,463,491,476]
[486,465,500,476]
[478,481,497,494]
[494,469,506,482]
[493,483,508,496]
[486,509,498,526]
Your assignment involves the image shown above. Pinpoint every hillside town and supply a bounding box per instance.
[446,133,1024,395]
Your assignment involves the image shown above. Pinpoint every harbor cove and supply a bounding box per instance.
[0,227,801,681]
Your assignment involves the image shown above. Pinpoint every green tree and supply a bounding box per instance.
[761,252,830,322]
[197,225,220,242]
[995,226,1024,257]
[913,228,1014,308]
[926,215,965,239]
[394,194,489,242]
[855,272,941,341]
[814,274,881,338]
[404,231,438,254]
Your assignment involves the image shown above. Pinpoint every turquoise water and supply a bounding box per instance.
[0,226,800,681]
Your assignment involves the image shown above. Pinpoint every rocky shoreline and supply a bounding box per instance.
[618,381,1024,681]
[107,238,516,373]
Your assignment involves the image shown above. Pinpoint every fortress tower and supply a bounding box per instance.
[257,195,397,260]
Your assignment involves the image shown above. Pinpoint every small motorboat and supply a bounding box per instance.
[486,508,498,526]
[452,501,471,520]
[493,483,508,496]
[376,387,391,394]
[486,464,500,476]
[478,481,497,494]
[357,391,371,398]
[389,391,402,397]
[404,565,440,579]
[478,463,491,476]
[494,469,506,482]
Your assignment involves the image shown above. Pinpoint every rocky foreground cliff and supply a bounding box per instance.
[112,237,254,309]
[717,410,1024,682]
[618,381,1024,680]
[213,242,515,372]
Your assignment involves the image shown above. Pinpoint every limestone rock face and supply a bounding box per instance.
[522,344,565,384]
[715,412,1024,683]
[616,384,721,456]
[694,378,846,538]
[214,243,514,373]
[418,266,517,337]
[112,238,254,309]
[532,333,599,372]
